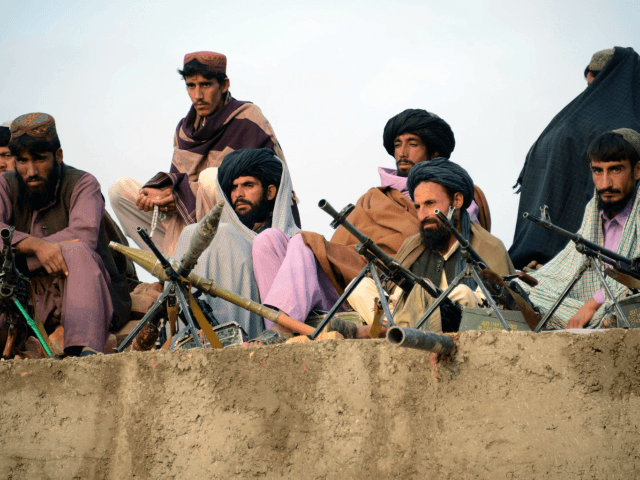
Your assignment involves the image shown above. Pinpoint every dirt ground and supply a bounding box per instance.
[1,329,639,479]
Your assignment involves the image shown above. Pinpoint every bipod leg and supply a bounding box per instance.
[470,268,511,331]
[593,259,631,328]
[310,263,371,340]
[534,261,589,332]
[175,285,203,348]
[369,262,394,331]
[116,287,171,352]
[13,297,54,357]
[414,269,468,330]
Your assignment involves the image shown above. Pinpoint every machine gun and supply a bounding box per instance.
[524,209,633,330]
[426,210,539,331]
[312,200,463,339]
[0,227,56,358]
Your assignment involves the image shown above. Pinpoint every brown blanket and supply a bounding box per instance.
[301,186,420,294]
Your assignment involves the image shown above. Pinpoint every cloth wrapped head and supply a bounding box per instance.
[382,109,455,159]
[611,128,640,158]
[217,148,284,202]
[588,48,615,73]
[406,157,474,206]
[10,113,58,142]
[183,51,227,74]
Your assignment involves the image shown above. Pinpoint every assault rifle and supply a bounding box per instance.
[524,209,632,330]
[0,227,56,358]
[431,210,539,331]
[312,200,462,338]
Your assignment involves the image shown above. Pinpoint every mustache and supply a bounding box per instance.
[25,175,45,183]
[233,199,254,209]
[420,218,440,228]
[597,187,622,195]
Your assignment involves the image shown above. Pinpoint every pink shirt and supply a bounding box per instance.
[593,198,634,304]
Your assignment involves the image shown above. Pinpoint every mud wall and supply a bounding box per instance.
[1,330,640,479]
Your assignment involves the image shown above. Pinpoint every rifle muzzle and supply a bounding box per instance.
[386,327,455,354]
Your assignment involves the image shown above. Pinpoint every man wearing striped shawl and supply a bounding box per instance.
[109,51,288,256]
[173,148,299,340]
[517,129,640,329]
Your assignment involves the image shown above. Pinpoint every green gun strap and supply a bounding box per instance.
[13,297,53,358]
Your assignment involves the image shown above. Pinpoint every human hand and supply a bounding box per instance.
[33,239,71,276]
[567,298,600,329]
[136,187,176,213]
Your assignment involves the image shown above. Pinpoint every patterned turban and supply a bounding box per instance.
[612,128,640,157]
[10,113,58,141]
[406,157,474,208]
[184,51,227,74]
[588,48,615,72]
[218,148,283,201]
[383,109,455,159]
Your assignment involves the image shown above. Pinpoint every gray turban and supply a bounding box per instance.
[406,157,474,208]
[382,109,455,159]
[217,148,283,201]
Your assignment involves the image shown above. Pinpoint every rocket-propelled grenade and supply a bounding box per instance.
[109,242,315,336]
[177,201,224,278]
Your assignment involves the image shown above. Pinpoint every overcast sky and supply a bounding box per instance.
[1,0,638,280]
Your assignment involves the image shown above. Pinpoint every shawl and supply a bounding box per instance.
[216,156,299,242]
[516,184,640,329]
[301,186,420,294]
[510,46,640,268]
[144,94,285,225]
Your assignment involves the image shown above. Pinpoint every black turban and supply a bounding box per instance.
[406,157,474,208]
[218,148,283,200]
[382,109,455,159]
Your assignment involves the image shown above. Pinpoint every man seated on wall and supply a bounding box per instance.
[171,148,299,341]
[515,129,640,329]
[250,158,510,344]
[0,113,130,357]
[109,51,292,256]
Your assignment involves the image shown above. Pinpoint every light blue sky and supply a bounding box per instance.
[1,0,638,270]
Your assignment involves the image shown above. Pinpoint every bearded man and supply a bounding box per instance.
[511,47,640,269]
[0,121,15,173]
[172,148,298,340]
[0,113,131,356]
[109,51,291,256]
[516,129,640,329]
[388,159,513,333]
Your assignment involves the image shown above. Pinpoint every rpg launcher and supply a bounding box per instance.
[523,211,640,292]
[0,227,57,359]
[109,241,315,342]
[317,199,463,333]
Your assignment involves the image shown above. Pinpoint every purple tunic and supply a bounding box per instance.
[0,172,113,353]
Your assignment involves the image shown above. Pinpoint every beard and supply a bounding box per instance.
[234,190,272,229]
[395,160,415,177]
[597,186,636,218]
[419,218,452,252]
[17,163,61,211]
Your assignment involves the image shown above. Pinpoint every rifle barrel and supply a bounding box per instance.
[523,212,633,267]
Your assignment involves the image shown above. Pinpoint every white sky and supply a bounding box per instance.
[1,0,639,281]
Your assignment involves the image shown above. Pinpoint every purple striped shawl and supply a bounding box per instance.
[144,95,284,224]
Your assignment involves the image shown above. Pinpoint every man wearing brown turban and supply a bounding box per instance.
[109,51,291,256]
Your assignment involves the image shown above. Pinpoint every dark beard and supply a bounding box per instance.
[419,219,452,252]
[234,190,272,229]
[17,163,61,211]
[597,187,636,219]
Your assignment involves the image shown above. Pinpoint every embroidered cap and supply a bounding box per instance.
[611,128,640,158]
[183,51,227,74]
[10,113,58,141]
[588,48,615,72]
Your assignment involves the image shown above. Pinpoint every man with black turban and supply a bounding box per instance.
[388,158,513,332]
[172,148,299,340]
